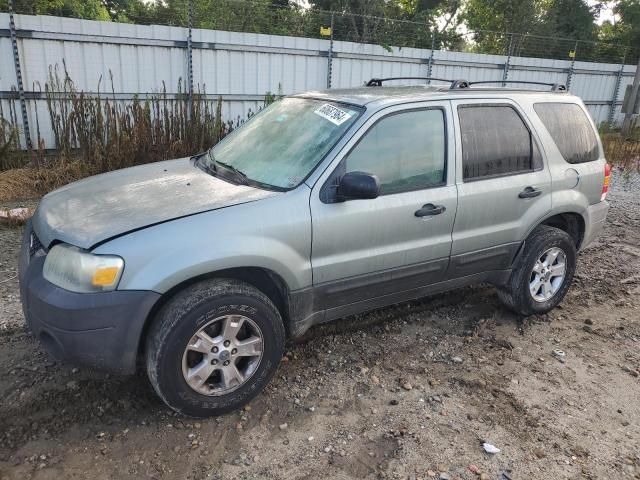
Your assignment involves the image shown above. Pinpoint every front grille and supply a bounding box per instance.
[29,232,44,257]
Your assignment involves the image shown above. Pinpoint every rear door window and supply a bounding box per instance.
[458,105,541,181]
[534,102,599,164]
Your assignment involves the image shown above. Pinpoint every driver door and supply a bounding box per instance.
[309,101,458,314]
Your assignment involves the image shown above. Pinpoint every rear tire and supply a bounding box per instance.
[498,226,576,316]
[145,278,285,417]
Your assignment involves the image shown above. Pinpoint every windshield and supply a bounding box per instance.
[201,98,362,189]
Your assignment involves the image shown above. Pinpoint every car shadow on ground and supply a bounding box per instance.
[296,283,525,344]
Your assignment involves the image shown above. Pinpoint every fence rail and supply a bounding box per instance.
[0,11,638,150]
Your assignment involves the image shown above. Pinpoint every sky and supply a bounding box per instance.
[591,0,617,24]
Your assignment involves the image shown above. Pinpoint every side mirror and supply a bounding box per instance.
[336,171,380,201]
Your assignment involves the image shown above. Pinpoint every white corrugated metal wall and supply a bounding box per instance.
[0,13,636,148]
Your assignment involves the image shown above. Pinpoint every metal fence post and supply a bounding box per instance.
[186,0,194,121]
[502,34,513,86]
[608,47,627,127]
[622,55,640,137]
[326,12,334,89]
[8,0,32,150]
[426,32,435,83]
[566,41,577,90]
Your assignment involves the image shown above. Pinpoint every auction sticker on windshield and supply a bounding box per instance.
[313,103,353,126]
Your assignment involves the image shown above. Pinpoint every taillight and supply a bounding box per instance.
[601,163,611,202]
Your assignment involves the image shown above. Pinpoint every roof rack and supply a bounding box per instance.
[365,77,469,89]
[364,77,567,92]
[467,80,567,91]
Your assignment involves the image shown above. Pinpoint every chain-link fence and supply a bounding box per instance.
[109,0,639,65]
[4,0,639,64]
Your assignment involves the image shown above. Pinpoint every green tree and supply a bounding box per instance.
[100,0,158,23]
[461,0,602,60]
[544,0,597,41]
[526,0,597,60]
[3,0,111,20]
[308,0,463,49]
[462,0,547,54]
[598,0,640,62]
[393,0,464,49]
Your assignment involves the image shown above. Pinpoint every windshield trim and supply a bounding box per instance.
[290,95,368,111]
[202,98,365,192]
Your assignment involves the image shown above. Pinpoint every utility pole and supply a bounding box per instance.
[621,55,640,137]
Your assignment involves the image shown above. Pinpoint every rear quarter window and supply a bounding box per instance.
[534,103,600,164]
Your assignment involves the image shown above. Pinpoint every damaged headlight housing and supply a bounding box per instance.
[43,243,124,293]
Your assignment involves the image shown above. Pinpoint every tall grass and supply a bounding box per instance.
[0,90,27,171]
[0,66,275,200]
[44,66,243,174]
[601,134,640,172]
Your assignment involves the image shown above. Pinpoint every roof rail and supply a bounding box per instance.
[366,77,469,89]
[467,80,567,91]
[364,77,567,92]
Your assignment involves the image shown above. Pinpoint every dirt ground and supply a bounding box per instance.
[0,175,639,480]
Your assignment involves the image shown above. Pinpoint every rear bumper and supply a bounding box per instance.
[18,223,160,374]
[581,200,609,250]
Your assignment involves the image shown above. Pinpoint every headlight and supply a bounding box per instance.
[43,244,124,293]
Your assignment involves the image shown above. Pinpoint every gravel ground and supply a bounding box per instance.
[0,173,639,480]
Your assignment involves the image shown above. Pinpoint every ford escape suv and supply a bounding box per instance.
[19,78,610,417]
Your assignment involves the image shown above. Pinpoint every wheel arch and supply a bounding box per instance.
[137,267,291,360]
[529,211,586,250]
[540,212,585,249]
[512,211,585,269]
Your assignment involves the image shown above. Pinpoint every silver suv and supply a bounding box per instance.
[19,78,610,417]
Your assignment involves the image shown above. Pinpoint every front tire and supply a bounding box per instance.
[498,225,577,316]
[145,279,285,417]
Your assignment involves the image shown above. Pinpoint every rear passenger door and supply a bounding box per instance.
[449,99,552,278]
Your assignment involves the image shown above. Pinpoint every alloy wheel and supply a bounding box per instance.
[181,314,264,396]
[529,247,567,303]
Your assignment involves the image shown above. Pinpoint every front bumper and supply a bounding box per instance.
[18,223,160,375]
[581,200,609,250]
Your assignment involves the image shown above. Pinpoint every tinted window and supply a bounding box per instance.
[534,103,599,164]
[459,105,540,180]
[344,109,445,195]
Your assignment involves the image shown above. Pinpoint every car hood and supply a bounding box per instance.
[32,157,279,250]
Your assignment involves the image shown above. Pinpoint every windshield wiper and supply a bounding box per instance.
[193,150,216,176]
[190,151,208,163]
[201,149,280,190]
[213,159,249,186]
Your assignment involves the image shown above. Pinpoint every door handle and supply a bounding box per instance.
[518,186,542,199]
[415,203,446,217]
